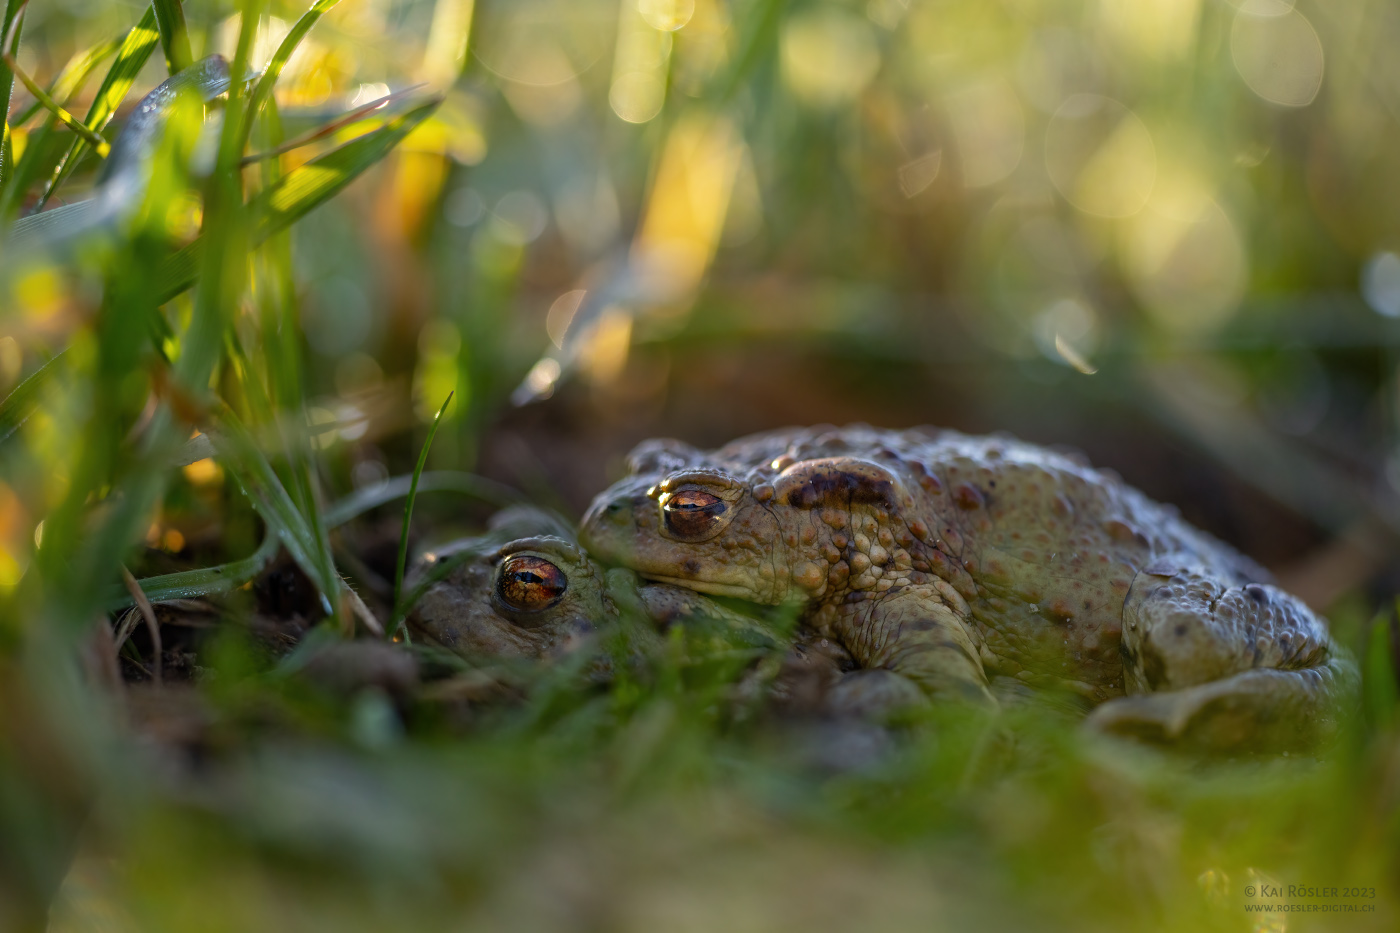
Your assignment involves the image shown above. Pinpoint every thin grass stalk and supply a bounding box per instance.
[240,0,343,152]
[7,35,121,129]
[2,52,112,157]
[150,0,192,74]
[151,96,442,303]
[0,37,120,219]
[38,6,159,210]
[176,0,261,396]
[248,96,339,624]
[391,392,454,639]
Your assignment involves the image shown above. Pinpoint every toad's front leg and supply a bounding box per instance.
[829,584,997,713]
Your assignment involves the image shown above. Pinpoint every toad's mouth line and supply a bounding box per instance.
[639,574,758,600]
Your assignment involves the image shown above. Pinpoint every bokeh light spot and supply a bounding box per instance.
[182,458,224,487]
[1361,252,1400,318]
[1046,95,1156,218]
[1099,0,1202,61]
[1016,29,1101,114]
[445,187,486,228]
[610,71,667,123]
[1034,298,1099,373]
[547,290,588,348]
[490,191,549,245]
[1124,176,1247,333]
[1231,8,1324,108]
[946,80,1024,188]
[639,0,695,32]
[897,152,943,198]
[336,353,385,397]
[780,8,881,107]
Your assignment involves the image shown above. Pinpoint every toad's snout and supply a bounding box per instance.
[579,490,649,564]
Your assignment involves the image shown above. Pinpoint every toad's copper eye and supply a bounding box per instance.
[662,489,726,539]
[497,555,567,611]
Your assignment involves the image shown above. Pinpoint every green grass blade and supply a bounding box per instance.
[241,0,342,149]
[1,37,121,219]
[718,0,787,103]
[391,392,453,639]
[176,4,259,405]
[154,240,201,303]
[38,6,160,209]
[391,531,522,639]
[208,412,340,615]
[8,35,121,131]
[323,471,523,527]
[151,0,192,74]
[0,351,64,444]
[0,0,27,196]
[112,471,521,609]
[3,56,112,156]
[1365,611,1400,731]
[249,96,331,586]
[105,532,279,609]
[153,96,442,303]
[250,96,442,241]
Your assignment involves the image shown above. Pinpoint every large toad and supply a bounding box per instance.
[580,425,1357,748]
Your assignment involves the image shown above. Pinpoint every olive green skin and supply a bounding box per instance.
[406,509,776,665]
[580,424,1357,749]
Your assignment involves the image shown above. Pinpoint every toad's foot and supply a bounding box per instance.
[1085,656,1356,751]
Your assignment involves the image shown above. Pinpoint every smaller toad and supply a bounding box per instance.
[406,507,777,666]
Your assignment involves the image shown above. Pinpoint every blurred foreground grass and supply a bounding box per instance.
[4,0,1400,930]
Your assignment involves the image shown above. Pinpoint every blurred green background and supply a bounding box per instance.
[3,0,1400,930]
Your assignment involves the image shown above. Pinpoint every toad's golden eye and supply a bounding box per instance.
[662,489,726,539]
[497,555,567,611]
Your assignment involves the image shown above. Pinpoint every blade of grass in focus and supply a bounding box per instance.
[105,533,281,608]
[6,35,120,130]
[2,56,112,157]
[391,392,454,639]
[0,351,62,444]
[37,6,159,210]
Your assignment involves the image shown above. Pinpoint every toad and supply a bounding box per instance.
[580,425,1357,749]
[407,507,779,666]
[406,508,856,718]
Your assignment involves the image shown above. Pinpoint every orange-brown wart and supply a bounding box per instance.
[580,424,1357,749]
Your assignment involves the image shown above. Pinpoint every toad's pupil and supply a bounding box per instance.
[497,555,567,610]
[667,491,721,511]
